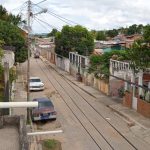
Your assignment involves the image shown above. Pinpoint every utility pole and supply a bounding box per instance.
[26,0,47,121]
[27,0,31,121]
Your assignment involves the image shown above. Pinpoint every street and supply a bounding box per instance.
[20,57,149,150]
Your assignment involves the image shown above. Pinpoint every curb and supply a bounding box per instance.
[108,105,148,130]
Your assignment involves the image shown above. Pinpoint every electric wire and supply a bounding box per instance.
[11,1,28,12]
[35,16,60,31]
[31,2,78,26]
[34,18,52,32]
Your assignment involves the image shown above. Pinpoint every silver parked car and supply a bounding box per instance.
[29,77,44,91]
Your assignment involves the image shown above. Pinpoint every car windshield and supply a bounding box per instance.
[30,79,41,82]
[39,101,53,108]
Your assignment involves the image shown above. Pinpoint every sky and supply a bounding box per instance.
[0,0,150,33]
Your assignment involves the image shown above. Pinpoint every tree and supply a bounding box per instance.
[126,40,150,71]
[96,31,106,40]
[126,24,138,35]
[55,25,94,57]
[89,50,127,79]
[106,29,118,38]
[143,25,150,44]
[0,5,7,21]
[90,30,97,39]
[47,29,58,37]
[0,20,27,63]
[0,5,24,25]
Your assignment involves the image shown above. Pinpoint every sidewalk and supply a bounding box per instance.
[12,63,27,117]
[41,57,150,130]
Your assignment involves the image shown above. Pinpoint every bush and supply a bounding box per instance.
[42,139,62,150]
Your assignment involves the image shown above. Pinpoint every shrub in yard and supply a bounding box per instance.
[42,139,62,150]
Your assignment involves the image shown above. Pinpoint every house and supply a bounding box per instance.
[110,59,150,117]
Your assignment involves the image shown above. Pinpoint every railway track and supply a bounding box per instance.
[35,58,137,150]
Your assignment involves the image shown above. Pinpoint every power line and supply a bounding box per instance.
[34,0,47,5]
[35,16,60,31]
[32,2,78,26]
[11,1,28,12]
[34,18,53,32]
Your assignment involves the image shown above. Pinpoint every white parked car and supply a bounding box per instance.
[29,77,44,91]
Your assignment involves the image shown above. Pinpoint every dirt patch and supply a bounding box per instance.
[35,120,61,131]
[42,139,62,150]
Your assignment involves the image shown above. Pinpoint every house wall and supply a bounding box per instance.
[2,50,15,68]
[55,55,70,72]
[109,79,124,97]
[137,98,150,118]
[83,72,109,95]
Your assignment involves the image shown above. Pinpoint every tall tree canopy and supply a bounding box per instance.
[126,25,150,71]
[47,29,58,37]
[106,29,118,38]
[0,5,27,63]
[0,5,24,25]
[96,31,106,40]
[89,50,127,79]
[55,25,94,57]
[143,25,150,44]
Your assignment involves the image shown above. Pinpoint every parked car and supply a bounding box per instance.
[31,97,57,121]
[29,77,44,91]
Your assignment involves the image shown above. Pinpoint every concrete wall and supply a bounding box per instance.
[2,50,15,68]
[55,55,70,72]
[83,72,109,95]
[137,98,150,118]
[109,79,124,97]
[0,115,29,150]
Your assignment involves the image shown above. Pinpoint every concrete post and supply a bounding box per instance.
[124,71,128,91]
[131,70,135,98]
[138,70,143,96]
[4,62,9,115]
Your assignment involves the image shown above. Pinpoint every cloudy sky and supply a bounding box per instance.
[0,0,150,33]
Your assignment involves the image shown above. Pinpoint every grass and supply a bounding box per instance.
[42,139,62,150]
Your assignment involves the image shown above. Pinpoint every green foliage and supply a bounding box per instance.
[9,67,17,83]
[47,29,58,37]
[126,24,143,35]
[96,31,106,40]
[118,86,125,98]
[106,29,118,38]
[0,65,3,78]
[55,25,94,57]
[15,47,28,63]
[126,40,150,71]
[0,5,24,25]
[90,30,97,38]
[42,139,61,150]
[0,20,27,63]
[89,50,127,79]
[143,25,150,43]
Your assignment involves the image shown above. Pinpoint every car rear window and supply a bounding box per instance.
[39,101,53,108]
[30,79,41,82]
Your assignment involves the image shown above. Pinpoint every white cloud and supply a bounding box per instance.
[0,0,150,33]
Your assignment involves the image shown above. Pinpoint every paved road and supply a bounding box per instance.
[29,57,150,150]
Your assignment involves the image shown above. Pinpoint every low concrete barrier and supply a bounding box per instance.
[0,115,29,150]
